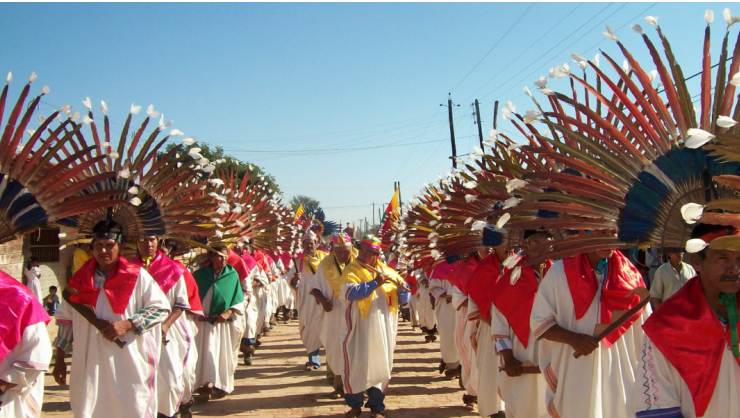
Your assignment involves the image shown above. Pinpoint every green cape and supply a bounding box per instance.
[193,264,244,316]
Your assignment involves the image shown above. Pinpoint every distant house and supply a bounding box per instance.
[3,226,77,291]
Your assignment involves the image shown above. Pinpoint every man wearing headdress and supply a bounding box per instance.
[529,230,650,418]
[159,239,203,418]
[310,233,356,397]
[295,230,328,370]
[491,230,552,418]
[131,235,192,418]
[634,223,740,417]
[466,243,508,418]
[429,259,461,379]
[250,245,275,337]
[233,242,260,366]
[0,269,51,418]
[192,246,244,400]
[450,254,482,409]
[338,235,409,418]
[52,221,171,418]
[415,267,437,343]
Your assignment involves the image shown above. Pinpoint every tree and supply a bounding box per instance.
[161,142,281,195]
[289,195,320,211]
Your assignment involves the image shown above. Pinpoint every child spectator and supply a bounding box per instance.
[43,285,60,315]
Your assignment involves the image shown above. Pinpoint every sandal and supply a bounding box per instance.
[345,408,362,418]
[371,412,387,418]
[210,387,228,400]
[329,389,344,399]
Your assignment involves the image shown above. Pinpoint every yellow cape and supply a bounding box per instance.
[339,259,403,319]
[303,250,327,275]
[320,249,357,299]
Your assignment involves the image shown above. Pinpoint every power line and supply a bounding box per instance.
[449,3,536,93]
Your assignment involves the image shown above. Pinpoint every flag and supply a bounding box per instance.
[378,187,401,248]
[294,204,305,224]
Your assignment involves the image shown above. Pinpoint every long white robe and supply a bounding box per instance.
[416,278,437,330]
[242,265,259,340]
[476,309,504,417]
[491,302,546,418]
[339,282,398,394]
[453,286,477,396]
[529,260,651,418]
[0,322,51,418]
[55,268,169,418]
[311,262,344,377]
[297,266,323,354]
[157,276,192,416]
[253,269,271,336]
[408,287,420,327]
[24,268,42,304]
[194,287,244,393]
[180,312,199,404]
[634,335,740,418]
[430,278,458,366]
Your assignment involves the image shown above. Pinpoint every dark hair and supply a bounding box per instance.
[49,286,57,291]
[25,256,39,270]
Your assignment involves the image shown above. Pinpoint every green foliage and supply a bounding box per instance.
[289,195,320,211]
[161,142,281,194]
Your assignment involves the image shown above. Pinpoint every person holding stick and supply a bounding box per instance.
[295,231,328,370]
[337,235,409,418]
[52,220,171,418]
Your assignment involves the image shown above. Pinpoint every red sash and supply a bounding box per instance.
[452,258,480,296]
[173,260,203,315]
[491,257,552,348]
[0,271,50,363]
[67,257,140,315]
[466,254,503,320]
[642,277,740,417]
[405,272,418,296]
[131,251,183,294]
[564,251,644,347]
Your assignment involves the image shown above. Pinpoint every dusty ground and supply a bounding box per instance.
[42,317,479,417]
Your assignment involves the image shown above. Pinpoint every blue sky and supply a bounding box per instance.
[0,2,736,228]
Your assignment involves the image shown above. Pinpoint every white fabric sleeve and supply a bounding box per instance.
[0,322,52,390]
[633,336,683,416]
[429,279,446,299]
[649,266,666,300]
[530,262,561,340]
[490,303,511,340]
[452,286,467,310]
[171,275,191,309]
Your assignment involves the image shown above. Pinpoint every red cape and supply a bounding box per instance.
[451,257,480,296]
[491,257,552,348]
[68,257,140,315]
[642,276,740,417]
[466,253,503,320]
[565,251,645,347]
[227,249,251,282]
[405,272,418,296]
[173,260,204,315]
[131,251,183,294]
[428,261,458,281]
[0,270,50,363]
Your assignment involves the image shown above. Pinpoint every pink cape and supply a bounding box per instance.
[131,251,183,294]
[0,270,50,364]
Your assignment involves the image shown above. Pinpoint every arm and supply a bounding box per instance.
[539,324,599,357]
[52,303,73,385]
[491,303,521,376]
[310,288,333,312]
[347,280,380,301]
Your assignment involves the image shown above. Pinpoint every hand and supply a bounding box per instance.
[457,299,469,311]
[375,274,388,286]
[290,274,299,287]
[500,349,523,377]
[429,294,435,308]
[568,333,600,357]
[320,298,333,313]
[52,359,68,386]
[162,322,170,337]
[216,310,232,324]
[445,295,452,304]
[101,320,132,341]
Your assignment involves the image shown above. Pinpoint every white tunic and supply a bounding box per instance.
[194,286,244,393]
[55,268,169,418]
[0,322,51,418]
[416,277,437,330]
[529,260,651,418]
[157,276,192,416]
[242,265,259,340]
[339,282,398,395]
[453,286,477,396]
[476,312,504,417]
[491,302,546,418]
[430,278,458,365]
[297,266,323,354]
[180,312,199,404]
[24,268,42,304]
[311,261,344,376]
[634,335,740,418]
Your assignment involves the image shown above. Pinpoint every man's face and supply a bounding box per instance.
[93,238,119,268]
[137,236,158,260]
[357,246,379,266]
[245,244,254,255]
[692,248,740,295]
[579,230,616,260]
[524,233,551,250]
[667,252,684,265]
[334,244,352,264]
[210,251,227,272]
[50,288,57,295]
[303,238,317,256]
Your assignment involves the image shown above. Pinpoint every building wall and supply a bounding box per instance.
[0,237,25,281]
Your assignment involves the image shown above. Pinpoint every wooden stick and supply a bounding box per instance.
[62,288,126,349]
[356,260,408,290]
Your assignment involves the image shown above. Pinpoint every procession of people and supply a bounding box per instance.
[3,9,740,418]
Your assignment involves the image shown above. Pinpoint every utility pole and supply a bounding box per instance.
[441,93,460,168]
[493,100,499,130]
[372,202,375,226]
[475,99,484,148]
[398,181,402,211]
